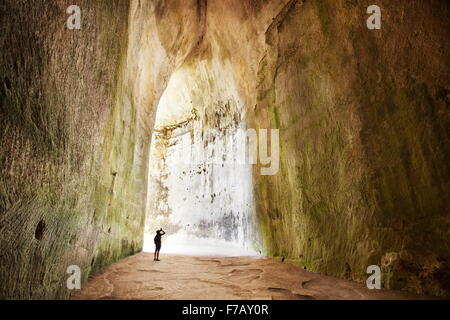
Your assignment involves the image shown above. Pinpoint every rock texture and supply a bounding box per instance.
[247,0,450,297]
[0,0,134,299]
[145,61,259,253]
[1,0,449,299]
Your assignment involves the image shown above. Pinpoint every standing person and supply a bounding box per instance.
[154,228,165,261]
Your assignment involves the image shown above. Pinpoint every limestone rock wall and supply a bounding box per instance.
[190,0,449,296]
[245,0,450,296]
[0,0,215,300]
[145,61,259,254]
[0,0,133,299]
[0,0,177,299]
[1,0,448,299]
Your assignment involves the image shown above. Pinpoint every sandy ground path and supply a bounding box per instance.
[71,253,431,300]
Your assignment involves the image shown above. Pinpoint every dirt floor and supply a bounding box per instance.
[71,253,433,300]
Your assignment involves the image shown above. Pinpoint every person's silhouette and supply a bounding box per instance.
[154,228,165,261]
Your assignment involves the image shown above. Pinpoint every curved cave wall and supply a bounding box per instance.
[197,0,449,296]
[0,0,135,299]
[246,0,450,296]
[0,0,211,300]
[144,61,259,254]
[0,0,449,299]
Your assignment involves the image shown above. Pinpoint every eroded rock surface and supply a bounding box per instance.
[1,0,449,299]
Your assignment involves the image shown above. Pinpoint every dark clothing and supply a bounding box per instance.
[154,232,163,244]
[154,230,165,252]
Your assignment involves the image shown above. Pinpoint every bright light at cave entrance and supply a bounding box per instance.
[143,231,259,257]
[144,62,260,257]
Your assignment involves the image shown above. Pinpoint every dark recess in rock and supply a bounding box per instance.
[35,220,46,241]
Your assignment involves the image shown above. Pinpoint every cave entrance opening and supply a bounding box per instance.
[143,61,260,257]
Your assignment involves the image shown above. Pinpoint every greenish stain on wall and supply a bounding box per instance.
[272,106,281,129]
[315,0,331,36]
